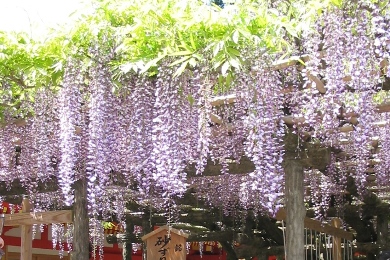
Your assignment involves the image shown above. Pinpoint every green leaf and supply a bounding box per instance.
[178,32,192,51]
[213,42,223,57]
[213,53,226,70]
[189,33,197,50]
[192,53,203,61]
[221,61,230,76]
[284,24,298,37]
[173,60,189,77]
[188,57,197,67]
[226,72,232,87]
[226,47,240,57]
[217,74,223,89]
[51,61,63,73]
[330,0,343,7]
[170,55,191,66]
[168,50,193,56]
[229,57,241,70]
[296,58,306,66]
[187,93,195,105]
[120,62,134,74]
[232,30,239,44]
[140,55,165,74]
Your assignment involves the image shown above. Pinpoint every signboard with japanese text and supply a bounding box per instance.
[141,226,189,260]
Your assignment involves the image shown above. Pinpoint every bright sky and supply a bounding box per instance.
[0,0,91,37]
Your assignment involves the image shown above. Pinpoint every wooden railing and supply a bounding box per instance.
[275,208,354,260]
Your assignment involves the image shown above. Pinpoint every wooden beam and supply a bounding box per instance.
[210,94,236,106]
[21,197,32,260]
[5,210,73,226]
[0,178,59,196]
[186,156,255,176]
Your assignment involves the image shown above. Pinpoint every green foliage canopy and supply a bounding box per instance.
[0,0,345,118]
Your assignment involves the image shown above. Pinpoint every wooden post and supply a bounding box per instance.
[284,156,305,260]
[4,245,8,260]
[122,218,133,260]
[142,208,152,260]
[21,196,32,260]
[71,178,89,260]
[331,218,342,260]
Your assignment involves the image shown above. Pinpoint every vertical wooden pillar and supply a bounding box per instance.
[284,157,305,260]
[21,196,32,260]
[331,218,342,260]
[122,217,133,260]
[142,208,152,260]
[4,245,8,260]
[71,178,89,260]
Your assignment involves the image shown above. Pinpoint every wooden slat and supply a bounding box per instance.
[210,113,223,124]
[367,187,390,192]
[275,208,353,241]
[210,94,236,106]
[366,175,377,182]
[5,210,73,226]
[307,74,326,94]
[282,115,305,125]
[14,118,27,127]
[377,103,390,113]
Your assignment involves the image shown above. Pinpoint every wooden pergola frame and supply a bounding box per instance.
[3,197,72,260]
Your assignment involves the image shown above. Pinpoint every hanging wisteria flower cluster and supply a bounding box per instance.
[51,223,73,258]
[58,64,83,206]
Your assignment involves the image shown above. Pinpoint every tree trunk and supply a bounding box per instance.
[284,157,305,260]
[219,241,238,260]
[71,178,89,260]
